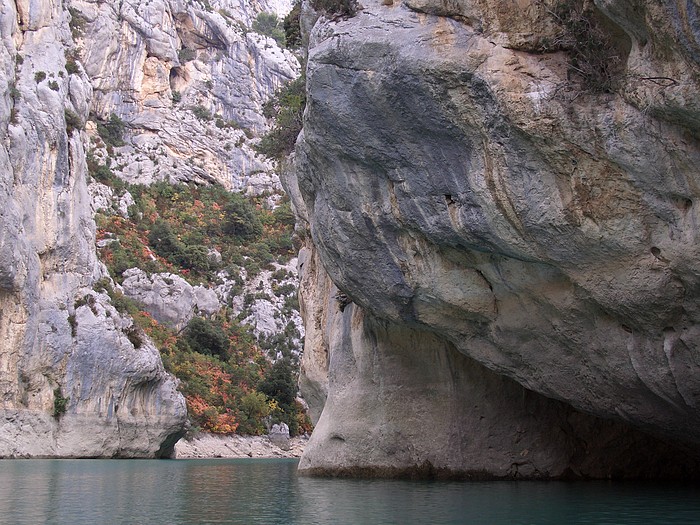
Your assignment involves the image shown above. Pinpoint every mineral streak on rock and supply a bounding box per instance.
[286,0,700,478]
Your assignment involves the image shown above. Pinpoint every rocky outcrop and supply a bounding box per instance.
[230,259,304,357]
[71,0,299,190]
[121,268,220,330]
[297,259,700,479]
[288,0,700,477]
[0,291,187,458]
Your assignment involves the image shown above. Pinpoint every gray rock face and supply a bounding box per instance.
[299,290,700,479]
[0,0,187,457]
[71,0,300,191]
[228,259,305,358]
[0,289,187,458]
[121,268,220,330]
[287,0,700,477]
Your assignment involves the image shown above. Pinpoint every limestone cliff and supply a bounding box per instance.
[0,0,188,457]
[287,0,700,478]
[0,0,298,457]
[71,0,298,190]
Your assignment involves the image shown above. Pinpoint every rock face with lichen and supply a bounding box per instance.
[286,0,700,478]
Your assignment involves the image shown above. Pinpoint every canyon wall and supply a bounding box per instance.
[0,0,296,457]
[0,0,189,457]
[288,0,700,477]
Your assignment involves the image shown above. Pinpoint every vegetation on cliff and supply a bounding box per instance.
[95,181,294,283]
[93,177,309,437]
[257,74,306,160]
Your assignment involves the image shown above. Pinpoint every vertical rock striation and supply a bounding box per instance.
[70,0,299,190]
[0,0,186,457]
[287,0,700,477]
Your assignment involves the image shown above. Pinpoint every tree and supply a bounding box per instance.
[252,12,285,46]
[182,244,210,272]
[256,75,306,160]
[148,220,186,264]
[222,194,263,241]
[183,317,230,360]
[97,113,126,147]
[257,358,302,435]
[237,391,271,435]
[283,2,302,49]
[258,358,296,406]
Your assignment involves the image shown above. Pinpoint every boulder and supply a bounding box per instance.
[121,269,221,329]
[269,422,291,451]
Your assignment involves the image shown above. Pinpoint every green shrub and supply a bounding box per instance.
[65,57,80,75]
[183,316,230,360]
[53,388,69,418]
[311,0,358,17]
[74,294,97,313]
[9,82,20,102]
[34,71,46,83]
[107,290,139,316]
[257,75,305,160]
[90,163,114,183]
[48,80,59,91]
[258,359,296,406]
[64,109,83,135]
[283,2,302,48]
[67,314,77,337]
[68,7,87,38]
[172,90,182,103]
[257,358,301,435]
[110,245,139,278]
[90,157,127,192]
[192,105,212,121]
[182,244,210,272]
[96,113,126,147]
[223,194,263,240]
[178,47,196,63]
[148,219,186,264]
[272,199,296,227]
[253,12,285,46]
[237,391,271,435]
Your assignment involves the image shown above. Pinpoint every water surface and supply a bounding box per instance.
[0,458,698,524]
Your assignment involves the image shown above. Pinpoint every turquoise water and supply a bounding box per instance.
[0,458,699,524]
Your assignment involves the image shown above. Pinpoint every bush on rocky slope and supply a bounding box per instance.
[92,178,308,435]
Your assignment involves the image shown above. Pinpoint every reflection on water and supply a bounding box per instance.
[0,458,699,525]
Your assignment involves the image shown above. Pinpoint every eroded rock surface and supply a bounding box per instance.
[121,268,220,330]
[71,0,299,190]
[288,0,700,477]
[0,0,184,458]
